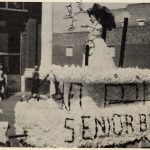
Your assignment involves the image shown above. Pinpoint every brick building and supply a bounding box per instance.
[0,2,150,92]
[0,2,41,92]
[52,3,150,69]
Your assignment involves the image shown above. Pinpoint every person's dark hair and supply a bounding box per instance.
[87,4,103,22]
[87,3,116,30]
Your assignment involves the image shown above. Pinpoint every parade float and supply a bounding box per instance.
[14,2,150,148]
[14,65,150,148]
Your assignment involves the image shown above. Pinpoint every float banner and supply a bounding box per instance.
[15,98,150,147]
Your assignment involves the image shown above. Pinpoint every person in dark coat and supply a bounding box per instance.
[31,66,40,100]
[0,65,6,100]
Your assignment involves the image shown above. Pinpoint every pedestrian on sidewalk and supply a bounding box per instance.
[0,65,6,101]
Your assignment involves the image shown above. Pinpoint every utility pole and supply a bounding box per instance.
[119,18,128,67]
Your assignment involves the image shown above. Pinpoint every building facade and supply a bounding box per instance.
[0,2,150,92]
[0,2,41,92]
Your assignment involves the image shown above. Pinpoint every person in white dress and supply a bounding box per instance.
[82,3,116,71]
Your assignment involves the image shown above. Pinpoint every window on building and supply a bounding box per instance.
[0,2,25,9]
[0,21,6,27]
[0,55,20,74]
[0,2,6,8]
[8,55,20,74]
[8,2,24,9]
[0,30,21,74]
[8,31,20,53]
[66,47,73,57]
[136,19,145,26]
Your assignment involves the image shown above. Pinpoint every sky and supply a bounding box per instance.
[53,2,128,33]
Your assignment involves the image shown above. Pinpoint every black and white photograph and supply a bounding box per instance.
[1,1,150,148]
